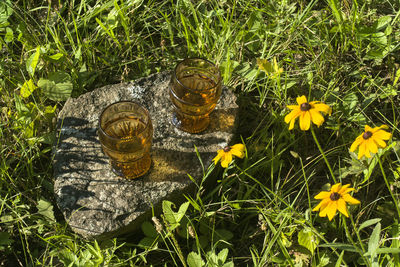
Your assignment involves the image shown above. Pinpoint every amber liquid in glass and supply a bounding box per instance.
[170,74,220,133]
[101,116,152,178]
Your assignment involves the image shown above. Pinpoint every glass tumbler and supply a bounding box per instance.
[169,58,222,133]
[98,101,153,179]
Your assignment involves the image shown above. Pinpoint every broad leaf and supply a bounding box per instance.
[162,201,189,230]
[38,71,73,101]
[358,218,381,232]
[36,199,55,222]
[0,0,12,24]
[187,252,204,267]
[26,46,41,76]
[368,222,381,255]
[20,79,37,98]
[298,228,319,255]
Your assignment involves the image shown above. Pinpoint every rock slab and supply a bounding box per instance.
[53,71,238,239]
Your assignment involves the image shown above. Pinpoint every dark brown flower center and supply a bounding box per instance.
[363,131,372,140]
[330,192,340,201]
[300,102,311,111]
[223,146,231,152]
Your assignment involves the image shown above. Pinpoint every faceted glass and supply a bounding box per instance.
[98,101,153,179]
[169,58,222,133]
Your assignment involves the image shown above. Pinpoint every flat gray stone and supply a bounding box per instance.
[53,71,238,239]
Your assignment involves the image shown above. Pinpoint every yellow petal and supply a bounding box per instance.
[342,194,360,205]
[314,191,331,200]
[367,138,378,154]
[213,150,224,164]
[338,184,353,195]
[331,183,342,193]
[284,109,300,124]
[364,141,372,158]
[358,142,366,159]
[231,144,245,152]
[365,125,373,132]
[231,149,244,159]
[309,109,325,127]
[371,125,389,133]
[371,135,387,148]
[312,103,332,115]
[289,115,297,130]
[286,105,299,110]
[338,184,350,194]
[337,199,349,217]
[296,95,308,105]
[221,152,232,168]
[313,198,330,211]
[373,129,392,141]
[299,111,311,131]
[350,135,363,152]
[326,201,338,221]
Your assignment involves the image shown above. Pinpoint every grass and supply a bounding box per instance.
[1,0,400,266]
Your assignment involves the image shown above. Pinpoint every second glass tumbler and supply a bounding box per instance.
[169,58,222,133]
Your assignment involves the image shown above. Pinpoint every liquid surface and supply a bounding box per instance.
[104,116,147,139]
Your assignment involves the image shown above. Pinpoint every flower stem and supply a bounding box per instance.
[299,156,312,221]
[310,126,337,183]
[377,156,400,220]
[342,216,370,267]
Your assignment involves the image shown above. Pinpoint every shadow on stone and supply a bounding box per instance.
[53,71,239,239]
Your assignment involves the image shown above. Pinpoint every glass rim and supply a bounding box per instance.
[173,57,222,92]
[98,100,151,141]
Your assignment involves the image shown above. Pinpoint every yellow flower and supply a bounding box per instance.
[350,125,392,159]
[284,95,332,131]
[213,144,245,168]
[257,57,284,79]
[312,183,360,221]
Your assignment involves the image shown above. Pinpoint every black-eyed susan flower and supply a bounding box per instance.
[312,183,360,221]
[284,95,332,131]
[213,144,245,168]
[350,125,392,159]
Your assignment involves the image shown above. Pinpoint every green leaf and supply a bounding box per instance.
[319,243,357,252]
[38,71,73,101]
[138,236,158,249]
[368,222,381,255]
[343,92,358,111]
[141,221,158,238]
[218,248,229,263]
[20,79,37,98]
[0,232,12,247]
[0,0,12,24]
[36,199,55,222]
[364,247,400,256]
[162,201,189,230]
[334,251,345,267]
[358,218,381,232]
[376,16,392,31]
[48,53,64,61]
[187,252,204,267]
[298,228,319,255]
[214,229,234,242]
[26,46,41,76]
[4,27,13,42]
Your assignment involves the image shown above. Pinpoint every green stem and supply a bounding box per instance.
[349,213,366,253]
[299,156,312,221]
[342,216,370,267]
[310,126,337,183]
[377,156,400,220]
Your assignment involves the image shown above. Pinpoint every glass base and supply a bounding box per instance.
[171,112,210,133]
[110,153,152,179]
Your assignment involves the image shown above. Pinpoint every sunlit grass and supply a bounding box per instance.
[1,0,400,266]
